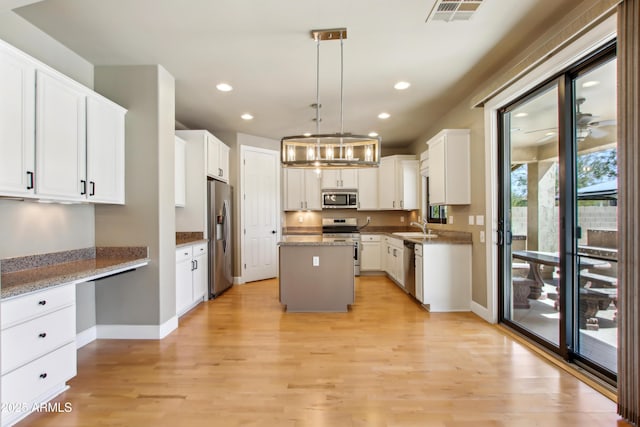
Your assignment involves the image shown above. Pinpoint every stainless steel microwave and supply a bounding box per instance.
[322,191,358,209]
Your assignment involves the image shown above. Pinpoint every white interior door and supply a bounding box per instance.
[241,145,280,282]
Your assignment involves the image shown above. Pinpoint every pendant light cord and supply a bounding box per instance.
[340,32,344,135]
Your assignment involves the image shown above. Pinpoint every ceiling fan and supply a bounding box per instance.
[519,97,615,143]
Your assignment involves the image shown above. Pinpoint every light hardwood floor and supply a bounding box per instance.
[21,276,627,426]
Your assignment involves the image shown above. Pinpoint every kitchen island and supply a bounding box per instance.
[278,235,355,312]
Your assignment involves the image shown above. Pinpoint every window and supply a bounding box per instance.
[420,176,447,223]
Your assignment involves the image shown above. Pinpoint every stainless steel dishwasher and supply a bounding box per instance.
[403,240,416,297]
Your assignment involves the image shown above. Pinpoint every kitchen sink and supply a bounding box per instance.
[392,232,438,239]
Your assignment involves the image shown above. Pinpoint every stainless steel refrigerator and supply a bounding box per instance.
[207,179,233,298]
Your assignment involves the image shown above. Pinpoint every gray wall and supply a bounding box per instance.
[93,65,176,326]
[0,7,97,332]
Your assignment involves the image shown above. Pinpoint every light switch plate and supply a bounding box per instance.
[468,215,475,225]
[312,256,320,266]
[476,215,484,226]
[449,216,454,224]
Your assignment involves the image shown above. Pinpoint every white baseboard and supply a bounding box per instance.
[471,300,494,324]
[96,316,178,340]
[76,326,97,349]
[233,276,244,284]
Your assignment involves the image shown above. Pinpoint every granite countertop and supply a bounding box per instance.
[279,235,356,246]
[176,231,208,247]
[361,227,472,245]
[1,247,150,300]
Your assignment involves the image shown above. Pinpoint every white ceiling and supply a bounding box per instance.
[14,0,586,148]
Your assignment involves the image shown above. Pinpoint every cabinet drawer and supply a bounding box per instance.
[192,242,207,256]
[2,305,75,375]
[361,234,381,242]
[1,342,76,418]
[1,284,75,329]
[176,246,193,263]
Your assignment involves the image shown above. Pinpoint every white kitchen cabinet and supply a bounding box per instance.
[378,155,418,210]
[175,242,208,317]
[419,243,471,312]
[357,168,378,210]
[284,169,321,211]
[86,94,126,204]
[361,234,382,271]
[0,39,126,204]
[175,136,186,207]
[415,244,423,303]
[385,236,405,288]
[1,284,76,426]
[206,132,230,183]
[427,129,470,205]
[0,42,36,198]
[321,169,358,189]
[35,70,87,201]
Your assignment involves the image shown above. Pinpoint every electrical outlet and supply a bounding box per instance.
[400,216,405,223]
[476,215,484,226]
[449,216,454,224]
[468,215,475,225]
[366,216,371,222]
[312,256,320,266]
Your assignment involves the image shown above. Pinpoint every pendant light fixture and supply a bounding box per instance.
[281,28,381,169]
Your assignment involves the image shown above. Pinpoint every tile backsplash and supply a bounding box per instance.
[284,210,419,229]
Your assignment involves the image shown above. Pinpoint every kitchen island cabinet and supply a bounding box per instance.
[278,236,354,312]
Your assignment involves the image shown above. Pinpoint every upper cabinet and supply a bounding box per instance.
[0,45,36,198]
[321,169,358,189]
[427,129,470,205]
[378,155,418,210]
[34,71,87,202]
[86,93,126,204]
[206,133,230,183]
[0,40,126,204]
[283,169,321,211]
[357,168,378,210]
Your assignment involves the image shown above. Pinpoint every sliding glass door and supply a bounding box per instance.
[499,43,617,381]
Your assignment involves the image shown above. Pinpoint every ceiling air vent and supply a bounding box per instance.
[426,0,484,23]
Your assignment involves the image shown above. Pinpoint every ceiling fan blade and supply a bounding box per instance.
[524,127,557,134]
[589,119,616,127]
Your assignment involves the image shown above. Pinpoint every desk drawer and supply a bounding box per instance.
[1,284,75,329]
[1,342,76,419]
[1,305,76,375]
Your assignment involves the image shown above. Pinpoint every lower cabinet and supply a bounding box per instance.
[1,284,76,426]
[385,236,405,288]
[176,242,208,317]
[419,243,471,312]
[360,234,382,271]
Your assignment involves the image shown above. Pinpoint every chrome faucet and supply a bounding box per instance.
[410,217,428,235]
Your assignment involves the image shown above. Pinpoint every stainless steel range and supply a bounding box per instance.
[322,218,361,276]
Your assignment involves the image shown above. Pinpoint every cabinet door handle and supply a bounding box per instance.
[400,200,404,208]
[191,260,195,271]
[219,168,223,177]
[39,373,48,379]
[38,300,47,306]
[39,332,47,338]
[392,201,395,208]
[80,180,86,195]
[300,201,303,209]
[26,171,34,190]
[194,259,198,270]
[90,181,96,196]
[305,201,308,209]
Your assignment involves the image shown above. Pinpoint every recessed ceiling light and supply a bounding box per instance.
[368,132,379,137]
[582,80,600,88]
[378,112,390,119]
[514,112,528,118]
[394,81,411,90]
[303,132,312,137]
[241,113,253,120]
[216,83,233,92]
